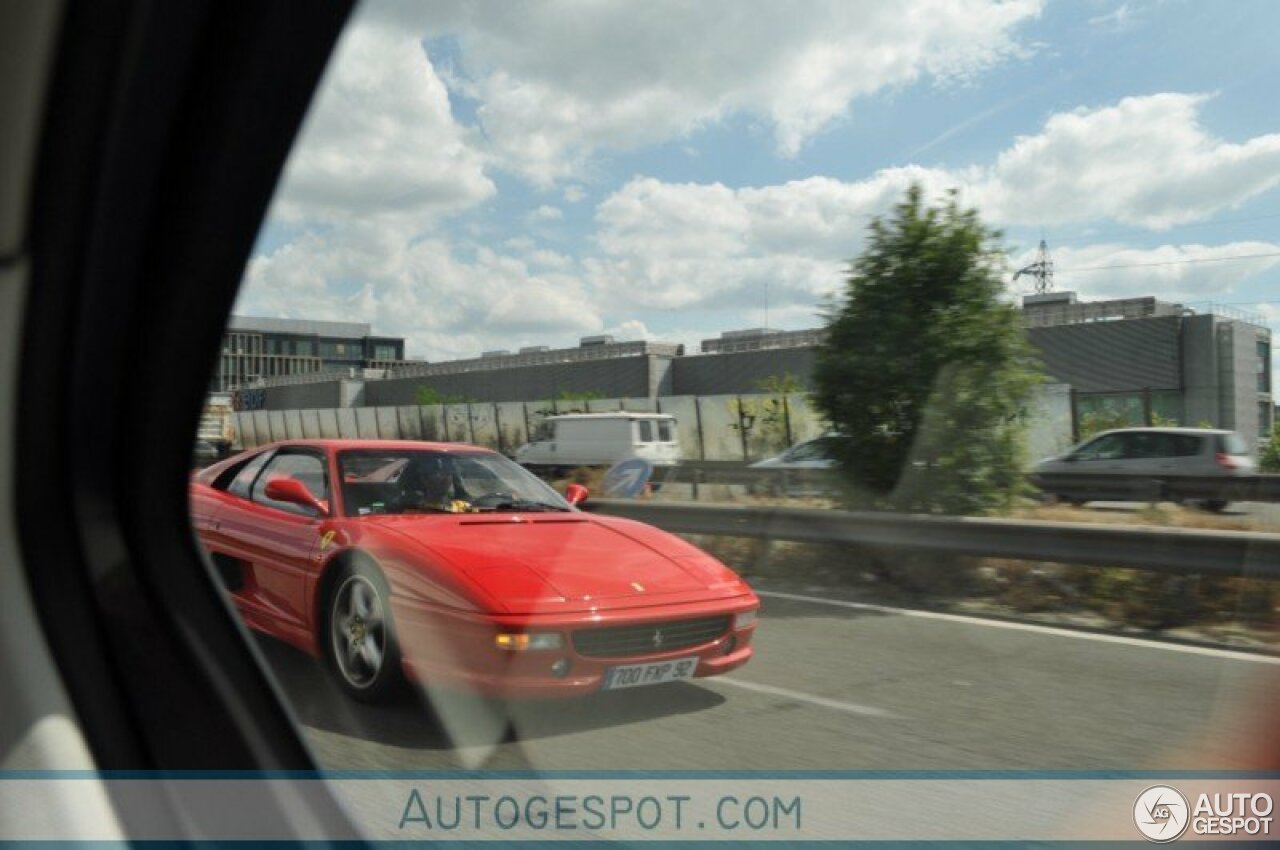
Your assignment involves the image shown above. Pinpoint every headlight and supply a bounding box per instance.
[494,631,564,651]
[733,610,758,629]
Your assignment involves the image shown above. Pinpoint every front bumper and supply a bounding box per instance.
[392,595,757,699]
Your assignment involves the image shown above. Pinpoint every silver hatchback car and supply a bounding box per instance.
[1030,427,1256,510]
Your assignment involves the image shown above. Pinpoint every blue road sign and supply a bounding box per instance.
[601,458,655,498]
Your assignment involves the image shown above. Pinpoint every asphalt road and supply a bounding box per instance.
[256,589,1280,772]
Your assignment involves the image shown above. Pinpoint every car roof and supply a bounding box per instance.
[248,439,498,453]
[546,412,674,421]
[1093,427,1235,437]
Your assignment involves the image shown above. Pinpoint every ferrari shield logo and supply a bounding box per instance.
[631,581,645,592]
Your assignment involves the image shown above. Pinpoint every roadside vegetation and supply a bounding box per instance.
[813,184,1041,517]
[1261,424,1280,473]
[685,533,1278,649]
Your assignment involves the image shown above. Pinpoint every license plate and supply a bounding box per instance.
[601,656,698,690]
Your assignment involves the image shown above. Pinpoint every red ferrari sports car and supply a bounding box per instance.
[190,439,758,702]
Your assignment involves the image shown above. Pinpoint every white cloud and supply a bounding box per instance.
[238,230,604,361]
[586,93,1280,313]
[526,204,564,223]
[605,319,656,341]
[588,169,957,311]
[242,0,1280,363]
[1012,241,1280,303]
[1088,3,1134,31]
[369,0,1042,184]
[483,280,601,335]
[528,248,573,270]
[975,94,1280,228]
[269,11,493,223]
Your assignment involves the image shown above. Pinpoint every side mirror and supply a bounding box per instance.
[264,477,328,515]
[565,483,589,506]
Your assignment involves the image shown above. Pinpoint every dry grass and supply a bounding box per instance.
[548,468,1278,645]
[1013,501,1257,531]
[547,466,609,498]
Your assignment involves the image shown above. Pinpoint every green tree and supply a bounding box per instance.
[415,386,475,405]
[728,373,809,459]
[756,372,807,396]
[555,388,605,402]
[1261,424,1280,473]
[1077,408,1134,441]
[812,184,1041,515]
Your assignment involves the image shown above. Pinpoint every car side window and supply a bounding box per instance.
[251,453,328,516]
[225,451,272,499]
[815,437,841,457]
[1219,433,1248,455]
[1075,434,1127,461]
[790,441,823,460]
[1172,435,1201,457]
[637,420,653,442]
[1125,432,1165,459]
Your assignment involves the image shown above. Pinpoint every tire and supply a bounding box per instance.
[1201,499,1229,513]
[323,558,404,704]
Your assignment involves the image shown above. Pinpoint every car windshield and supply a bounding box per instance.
[338,450,569,516]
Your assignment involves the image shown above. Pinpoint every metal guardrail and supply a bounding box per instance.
[1027,472,1280,503]
[584,499,1280,579]
[667,461,1280,503]
[658,461,837,493]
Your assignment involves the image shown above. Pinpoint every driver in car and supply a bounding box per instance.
[397,455,472,513]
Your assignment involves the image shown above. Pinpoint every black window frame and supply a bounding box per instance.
[15,0,356,787]
[249,448,329,517]
[220,449,275,499]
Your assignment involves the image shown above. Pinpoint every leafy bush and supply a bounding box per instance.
[1260,424,1280,473]
[813,185,1040,516]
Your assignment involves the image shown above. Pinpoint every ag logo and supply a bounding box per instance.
[1134,785,1190,842]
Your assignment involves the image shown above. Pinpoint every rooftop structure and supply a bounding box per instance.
[700,327,826,354]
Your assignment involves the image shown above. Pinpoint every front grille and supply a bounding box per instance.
[573,615,731,658]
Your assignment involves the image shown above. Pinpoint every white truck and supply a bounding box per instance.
[513,412,681,474]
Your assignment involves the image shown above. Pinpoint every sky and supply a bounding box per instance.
[236,0,1280,368]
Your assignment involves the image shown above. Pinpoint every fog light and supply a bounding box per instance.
[550,658,572,678]
[494,632,564,651]
[722,635,737,656]
[733,610,758,629]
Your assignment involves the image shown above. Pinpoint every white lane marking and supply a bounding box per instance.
[710,677,895,718]
[756,590,1280,665]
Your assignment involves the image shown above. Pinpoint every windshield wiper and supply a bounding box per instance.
[477,498,571,512]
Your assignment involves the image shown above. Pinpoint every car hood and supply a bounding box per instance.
[370,514,737,612]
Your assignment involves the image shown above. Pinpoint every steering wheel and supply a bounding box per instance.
[470,492,517,508]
